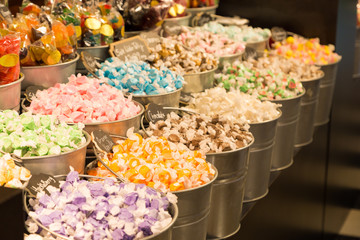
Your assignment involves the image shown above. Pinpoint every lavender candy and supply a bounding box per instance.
[26,171,176,240]
[97,58,184,95]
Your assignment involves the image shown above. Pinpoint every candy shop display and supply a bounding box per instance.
[247,55,323,80]
[187,0,217,8]
[24,234,43,240]
[273,36,341,65]
[0,33,21,85]
[186,87,281,124]
[97,58,184,95]
[216,60,304,100]
[148,38,218,74]
[115,0,172,31]
[26,170,176,239]
[169,27,245,57]
[146,112,253,153]
[0,154,31,188]
[202,22,270,43]
[28,75,141,124]
[0,110,86,157]
[88,129,216,192]
[167,1,187,18]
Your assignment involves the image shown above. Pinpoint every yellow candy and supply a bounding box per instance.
[0,54,19,67]
[85,18,101,30]
[286,36,294,44]
[100,24,114,37]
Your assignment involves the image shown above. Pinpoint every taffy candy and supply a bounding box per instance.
[0,154,31,188]
[146,112,253,153]
[273,36,341,65]
[201,22,271,43]
[26,170,176,239]
[0,33,21,85]
[115,0,172,31]
[24,234,43,240]
[88,129,216,192]
[28,75,142,124]
[169,27,245,57]
[216,61,304,100]
[97,58,184,95]
[247,55,323,81]
[186,87,281,124]
[148,37,218,74]
[0,110,86,157]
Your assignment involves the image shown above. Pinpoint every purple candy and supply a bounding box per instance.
[93,229,107,240]
[139,221,153,236]
[38,195,52,207]
[66,171,79,183]
[72,193,86,206]
[146,187,157,196]
[125,192,138,206]
[118,208,134,221]
[150,199,159,210]
[48,210,62,221]
[112,229,125,240]
[38,215,52,227]
[87,182,106,197]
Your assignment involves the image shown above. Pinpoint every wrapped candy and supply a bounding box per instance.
[0,33,21,85]
[167,0,187,18]
[187,0,217,8]
[0,154,31,189]
[0,110,86,157]
[21,0,42,16]
[26,170,176,239]
[88,129,216,192]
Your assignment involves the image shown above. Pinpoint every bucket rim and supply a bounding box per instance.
[21,53,80,69]
[163,13,191,21]
[21,130,91,161]
[245,36,271,46]
[22,99,145,126]
[0,72,25,89]
[269,87,306,103]
[23,174,179,240]
[183,66,218,77]
[219,50,245,60]
[300,70,325,82]
[78,45,109,50]
[248,108,282,125]
[132,87,183,98]
[185,4,218,12]
[314,55,342,67]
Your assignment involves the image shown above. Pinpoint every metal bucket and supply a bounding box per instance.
[186,5,218,26]
[0,73,24,111]
[20,54,79,90]
[21,131,91,175]
[23,174,179,240]
[270,92,305,171]
[163,14,191,26]
[132,88,182,107]
[182,67,217,93]
[294,72,324,147]
[314,57,342,126]
[244,112,281,202]
[218,52,244,70]
[353,27,360,78]
[206,139,253,239]
[245,38,270,54]
[124,30,143,38]
[172,167,218,240]
[76,45,110,74]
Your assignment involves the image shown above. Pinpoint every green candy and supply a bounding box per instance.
[40,115,52,129]
[21,115,35,130]
[240,84,249,93]
[1,137,13,153]
[36,144,49,156]
[49,145,61,155]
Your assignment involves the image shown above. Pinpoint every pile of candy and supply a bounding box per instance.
[170,27,245,57]
[201,22,271,43]
[186,87,281,124]
[0,110,86,157]
[216,61,304,100]
[247,55,323,80]
[148,38,218,74]
[146,112,253,153]
[187,0,217,8]
[273,36,341,65]
[88,129,216,192]
[0,34,21,85]
[97,58,184,95]
[28,75,142,123]
[26,171,176,239]
[0,154,31,188]
[52,0,124,46]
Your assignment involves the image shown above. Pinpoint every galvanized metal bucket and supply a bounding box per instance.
[20,54,79,90]
[218,52,244,70]
[182,67,217,93]
[24,174,179,240]
[76,45,110,74]
[163,14,191,26]
[22,131,91,175]
[245,37,270,54]
[172,167,218,240]
[270,92,305,171]
[132,88,182,107]
[206,139,253,239]
[314,57,342,126]
[186,5,218,26]
[244,111,281,202]
[294,72,324,147]
[0,73,24,112]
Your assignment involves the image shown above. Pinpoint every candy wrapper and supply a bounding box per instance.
[0,33,21,85]
[167,1,187,18]
[115,0,173,31]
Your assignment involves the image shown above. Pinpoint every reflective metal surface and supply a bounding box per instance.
[21,54,79,90]
[132,88,182,107]
[163,14,191,26]
[206,140,253,239]
[218,52,244,69]
[0,73,24,111]
[186,5,218,26]
[182,67,217,93]
[76,45,110,74]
